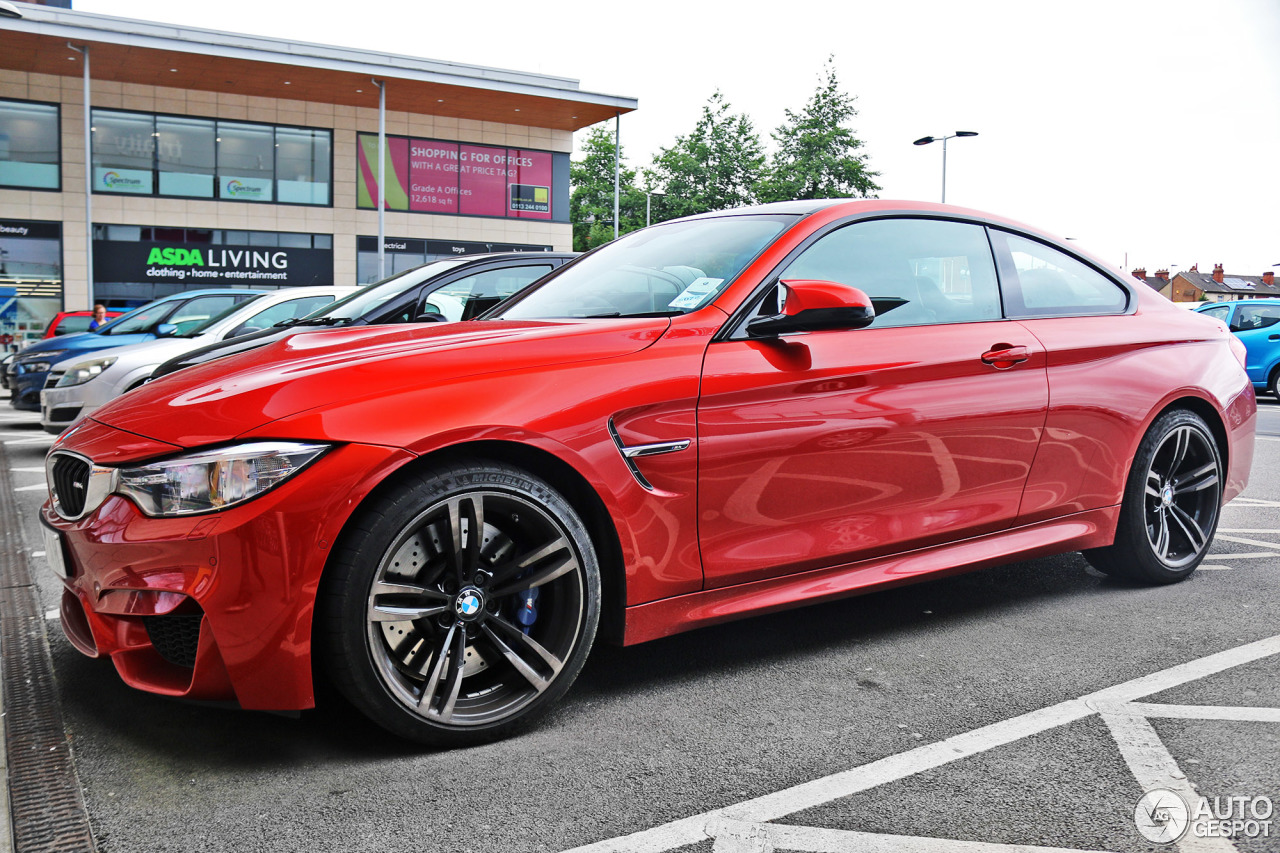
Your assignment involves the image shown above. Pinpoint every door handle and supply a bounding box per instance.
[981,344,1030,369]
[1269,334,1279,342]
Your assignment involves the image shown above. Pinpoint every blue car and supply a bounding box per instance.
[1196,298,1280,398]
[7,289,266,410]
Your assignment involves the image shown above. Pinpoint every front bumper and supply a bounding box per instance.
[40,384,85,434]
[10,369,48,410]
[43,420,414,710]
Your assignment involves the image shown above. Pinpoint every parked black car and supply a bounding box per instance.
[152,251,576,378]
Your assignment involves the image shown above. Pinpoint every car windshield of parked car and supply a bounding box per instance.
[179,294,271,338]
[296,259,467,323]
[96,301,177,335]
[494,215,797,320]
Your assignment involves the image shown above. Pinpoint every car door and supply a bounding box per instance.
[697,217,1049,588]
[1228,302,1280,389]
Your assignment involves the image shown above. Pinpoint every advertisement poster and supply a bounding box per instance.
[359,134,558,220]
[220,175,273,203]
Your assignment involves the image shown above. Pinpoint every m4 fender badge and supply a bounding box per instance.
[606,417,691,492]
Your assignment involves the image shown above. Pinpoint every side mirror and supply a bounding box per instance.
[415,312,448,323]
[155,323,178,338]
[747,280,889,337]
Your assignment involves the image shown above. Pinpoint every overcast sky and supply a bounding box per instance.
[77,0,1280,275]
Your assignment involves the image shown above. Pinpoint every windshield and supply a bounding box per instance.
[494,215,795,320]
[181,294,269,337]
[297,259,467,322]
[98,300,177,335]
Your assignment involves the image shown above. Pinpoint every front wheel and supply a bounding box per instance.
[321,461,600,746]
[1084,409,1223,583]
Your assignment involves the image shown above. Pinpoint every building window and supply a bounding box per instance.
[276,127,330,205]
[157,115,216,198]
[0,100,60,190]
[216,121,274,202]
[91,109,331,206]
[93,109,155,194]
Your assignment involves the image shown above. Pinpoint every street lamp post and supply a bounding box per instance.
[913,131,978,204]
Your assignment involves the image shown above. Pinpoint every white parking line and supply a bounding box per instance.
[1216,528,1280,534]
[705,820,1111,853]
[1255,436,1280,442]
[1213,534,1280,550]
[563,634,1280,853]
[12,484,45,492]
[1225,498,1280,507]
[8,467,44,473]
[1202,552,1279,560]
[3,437,54,446]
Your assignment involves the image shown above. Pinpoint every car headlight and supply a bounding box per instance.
[56,356,117,387]
[115,442,329,517]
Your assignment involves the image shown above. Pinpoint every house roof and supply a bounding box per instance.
[1174,271,1280,297]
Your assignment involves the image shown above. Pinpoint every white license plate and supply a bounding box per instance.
[40,520,69,578]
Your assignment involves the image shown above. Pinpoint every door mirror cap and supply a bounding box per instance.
[155,323,178,338]
[747,279,898,337]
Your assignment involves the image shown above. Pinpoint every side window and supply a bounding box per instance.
[773,218,1002,329]
[227,295,337,338]
[425,265,553,321]
[168,296,243,335]
[1233,304,1280,332]
[1200,304,1232,323]
[997,233,1128,317]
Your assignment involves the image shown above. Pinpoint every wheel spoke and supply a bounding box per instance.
[368,581,450,622]
[491,539,578,598]
[480,616,565,693]
[447,496,485,584]
[1168,504,1209,554]
[1145,470,1163,499]
[1174,462,1219,495]
[416,622,462,717]
[1168,427,1191,476]
[1151,508,1171,560]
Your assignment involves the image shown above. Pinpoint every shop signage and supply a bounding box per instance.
[0,220,61,240]
[94,167,152,194]
[356,236,553,256]
[94,240,333,286]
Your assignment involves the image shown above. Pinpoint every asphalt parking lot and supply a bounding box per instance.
[2,394,1278,853]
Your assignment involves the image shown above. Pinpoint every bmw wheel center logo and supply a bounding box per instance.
[455,588,484,620]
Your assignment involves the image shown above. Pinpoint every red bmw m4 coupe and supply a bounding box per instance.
[41,200,1256,745]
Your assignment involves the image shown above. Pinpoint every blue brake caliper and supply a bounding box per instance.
[515,587,539,635]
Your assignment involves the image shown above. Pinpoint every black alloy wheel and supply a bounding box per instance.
[1085,409,1222,583]
[322,461,600,746]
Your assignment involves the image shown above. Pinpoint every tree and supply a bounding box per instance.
[646,92,766,220]
[757,59,880,202]
[569,125,646,251]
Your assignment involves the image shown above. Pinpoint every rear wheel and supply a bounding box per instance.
[1268,366,1280,400]
[1084,410,1222,584]
[321,461,600,746]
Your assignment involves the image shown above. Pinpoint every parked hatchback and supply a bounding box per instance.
[1195,299,1280,398]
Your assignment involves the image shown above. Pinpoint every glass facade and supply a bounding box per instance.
[0,99,60,190]
[91,109,331,205]
[0,220,63,347]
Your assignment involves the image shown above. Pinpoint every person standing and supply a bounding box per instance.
[87,304,107,331]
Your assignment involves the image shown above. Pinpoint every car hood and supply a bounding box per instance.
[56,334,218,372]
[21,331,155,358]
[90,318,671,447]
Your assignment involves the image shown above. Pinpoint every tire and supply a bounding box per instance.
[320,460,600,746]
[1084,409,1222,584]
[1269,367,1280,401]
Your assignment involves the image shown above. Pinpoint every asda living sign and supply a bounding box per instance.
[94,240,334,287]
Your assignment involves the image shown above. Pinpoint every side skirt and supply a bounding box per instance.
[622,506,1121,645]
